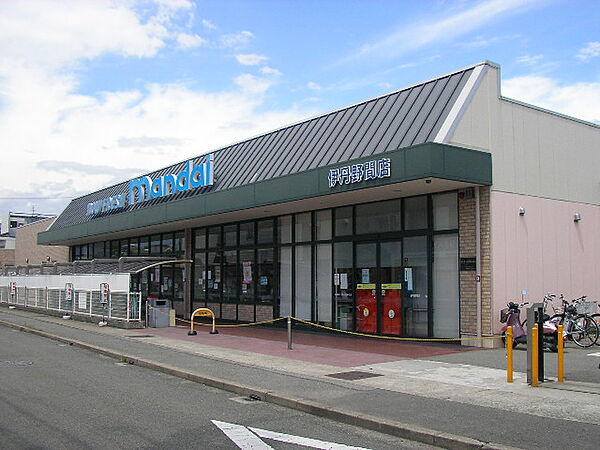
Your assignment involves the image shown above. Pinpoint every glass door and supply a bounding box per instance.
[355,242,377,333]
[380,241,403,335]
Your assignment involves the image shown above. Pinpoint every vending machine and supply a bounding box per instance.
[355,283,377,333]
[381,283,402,335]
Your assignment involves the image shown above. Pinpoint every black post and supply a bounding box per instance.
[536,305,544,382]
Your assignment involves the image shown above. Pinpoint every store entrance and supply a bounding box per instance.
[354,239,427,336]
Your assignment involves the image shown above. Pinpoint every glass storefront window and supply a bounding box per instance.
[139,237,150,255]
[316,210,332,241]
[223,250,237,303]
[257,248,274,303]
[240,249,255,302]
[279,247,292,316]
[403,236,428,337]
[194,229,206,250]
[110,240,119,258]
[433,234,459,338]
[278,215,292,244]
[174,231,185,257]
[334,206,352,236]
[162,233,174,255]
[295,213,311,242]
[150,235,161,255]
[257,219,274,244]
[295,245,311,319]
[334,242,353,330]
[81,244,89,260]
[129,238,139,256]
[120,239,129,257]
[239,222,255,246]
[207,251,221,303]
[316,244,332,323]
[208,226,221,248]
[433,192,458,231]
[224,225,237,247]
[404,196,428,230]
[356,199,401,234]
[194,252,206,304]
[93,242,105,259]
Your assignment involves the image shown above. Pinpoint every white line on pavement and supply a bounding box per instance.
[248,426,372,450]
[211,420,273,449]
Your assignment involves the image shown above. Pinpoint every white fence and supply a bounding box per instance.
[0,278,141,323]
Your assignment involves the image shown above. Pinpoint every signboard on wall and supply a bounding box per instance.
[86,154,214,216]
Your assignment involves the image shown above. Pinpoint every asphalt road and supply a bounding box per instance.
[0,327,436,450]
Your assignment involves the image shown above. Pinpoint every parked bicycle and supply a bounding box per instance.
[549,295,599,348]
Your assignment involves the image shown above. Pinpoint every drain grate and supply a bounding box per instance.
[0,360,33,367]
[325,370,383,381]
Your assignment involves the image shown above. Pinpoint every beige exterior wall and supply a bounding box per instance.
[450,64,600,345]
[14,218,69,265]
[450,65,600,205]
[0,248,15,267]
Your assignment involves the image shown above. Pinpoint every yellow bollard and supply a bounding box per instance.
[506,326,513,383]
[188,308,219,335]
[558,324,564,382]
[532,324,539,387]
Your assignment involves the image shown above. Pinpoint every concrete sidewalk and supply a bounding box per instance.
[2,306,600,450]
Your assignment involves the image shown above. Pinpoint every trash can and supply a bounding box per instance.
[148,298,171,327]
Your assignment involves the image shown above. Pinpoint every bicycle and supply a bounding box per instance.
[550,295,599,348]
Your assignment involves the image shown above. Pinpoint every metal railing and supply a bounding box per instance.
[0,285,141,322]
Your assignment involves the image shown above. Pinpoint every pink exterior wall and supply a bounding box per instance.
[491,191,600,331]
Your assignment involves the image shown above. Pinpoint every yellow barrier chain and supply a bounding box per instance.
[291,317,501,342]
[147,305,502,342]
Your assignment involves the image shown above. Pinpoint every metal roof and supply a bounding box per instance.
[49,63,480,232]
[4,258,192,276]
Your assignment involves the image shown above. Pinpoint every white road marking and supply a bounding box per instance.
[249,426,372,449]
[211,420,273,449]
[586,352,600,357]
[212,420,373,449]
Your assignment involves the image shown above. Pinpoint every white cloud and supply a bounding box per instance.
[234,74,274,95]
[176,32,206,49]
[0,1,312,214]
[307,81,322,91]
[261,66,282,76]
[219,31,254,49]
[576,41,600,61]
[516,54,544,66]
[503,75,600,124]
[341,0,540,63]
[235,54,268,66]
[202,18,217,30]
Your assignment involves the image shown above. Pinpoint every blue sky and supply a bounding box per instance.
[0,0,598,216]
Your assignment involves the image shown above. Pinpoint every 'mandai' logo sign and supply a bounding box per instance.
[87,154,214,216]
[328,158,391,188]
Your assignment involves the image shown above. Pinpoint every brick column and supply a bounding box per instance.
[458,186,493,347]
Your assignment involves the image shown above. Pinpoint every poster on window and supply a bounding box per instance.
[214,266,221,283]
[242,261,252,284]
[78,292,87,309]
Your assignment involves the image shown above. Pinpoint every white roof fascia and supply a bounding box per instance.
[433,64,489,143]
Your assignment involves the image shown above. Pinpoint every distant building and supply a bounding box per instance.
[0,211,56,237]
[14,217,69,266]
[0,212,66,268]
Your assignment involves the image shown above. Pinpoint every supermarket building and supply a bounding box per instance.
[36,61,600,344]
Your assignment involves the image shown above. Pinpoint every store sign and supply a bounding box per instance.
[86,154,214,216]
[328,158,391,188]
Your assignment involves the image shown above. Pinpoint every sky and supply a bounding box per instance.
[0,0,598,217]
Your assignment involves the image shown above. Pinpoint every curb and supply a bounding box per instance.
[0,318,520,450]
